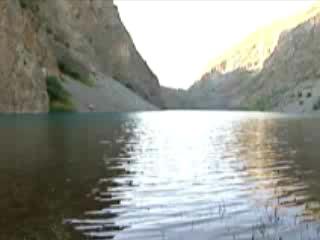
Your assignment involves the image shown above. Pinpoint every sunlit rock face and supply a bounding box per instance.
[33,0,163,107]
[0,0,56,113]
[186,3,320,113]
[255,14,320,112]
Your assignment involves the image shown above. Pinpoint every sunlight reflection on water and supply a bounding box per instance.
[1,111,320,240]
[63,112,320,239]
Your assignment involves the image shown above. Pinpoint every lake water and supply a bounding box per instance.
[2,111,320,240]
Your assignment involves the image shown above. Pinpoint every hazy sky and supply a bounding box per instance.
[115,1,316,89]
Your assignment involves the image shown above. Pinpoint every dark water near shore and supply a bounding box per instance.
[2,111,320,240]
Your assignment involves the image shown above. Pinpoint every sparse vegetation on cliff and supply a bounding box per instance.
[18,0,41,12]
[246,96,272,111]
[57,61,95,87]
[46,76,75,112]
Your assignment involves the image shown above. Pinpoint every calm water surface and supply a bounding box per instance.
[1,111,320,240]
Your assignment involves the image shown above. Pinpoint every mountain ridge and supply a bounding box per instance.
[183,2,320,113]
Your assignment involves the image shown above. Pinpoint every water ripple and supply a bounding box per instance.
[66,112,320,240]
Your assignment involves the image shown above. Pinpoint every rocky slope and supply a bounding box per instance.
[62,74,157,112]
[186,3,320,113]
[0,0,162,113]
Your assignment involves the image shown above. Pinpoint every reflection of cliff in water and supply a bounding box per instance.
[65,114,143,239]
[229,115,320,223]
[0,114,133,239]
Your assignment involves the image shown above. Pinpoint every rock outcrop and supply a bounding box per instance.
[186,3,320,113]
[0,0,56,113]
[251,13,320,113]
[32,0,163,107]
[0,0,162,113]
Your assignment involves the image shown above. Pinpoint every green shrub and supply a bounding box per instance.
[57,61,95,87]
[46,76,75,112]
[19,0,40,12]
[50,101,75,113]
[46,76,70,102]
[74,74,95,87]
[257,97,272,111]
[124,82,134,90]
[57,61,81,81]
[307,92,312,98]
[313,97,320,111]
[19,0,28,9]
[248,96,272,111]
[46,27,53,35]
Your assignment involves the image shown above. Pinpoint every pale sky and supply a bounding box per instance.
[115,1,316,89]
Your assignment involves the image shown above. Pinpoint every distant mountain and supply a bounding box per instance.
[186,2,320,113]
[161,87,189,109]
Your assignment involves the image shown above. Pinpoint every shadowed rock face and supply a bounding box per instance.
[0,0,162,113]
[0,0,56,113]
[33,0,163,107]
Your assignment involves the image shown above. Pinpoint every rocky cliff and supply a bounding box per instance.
[0,0,162,113]
[0,0,57,113]
[186,3,320,113]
